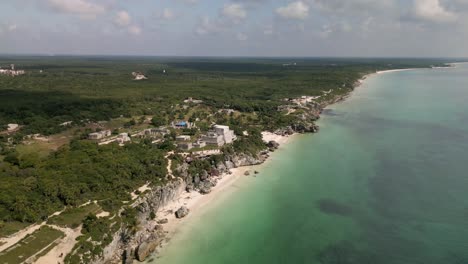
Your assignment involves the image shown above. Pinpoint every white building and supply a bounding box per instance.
[183,97,203,104]
[144,127,170,137]
[193,140,206,148]
[132,72,148,80]
[7,124,19,132]
[116,133,131,144]
[201,125,237,147]
[0,67,26,77]
[88,130,112,140]
[214,125,236,144]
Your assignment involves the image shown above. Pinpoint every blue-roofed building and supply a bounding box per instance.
[172,121,194,129]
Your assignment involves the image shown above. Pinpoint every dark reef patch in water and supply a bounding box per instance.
[317,199,353,216]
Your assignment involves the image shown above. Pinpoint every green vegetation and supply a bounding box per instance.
[0,226,64,263]
[47,203,102,228]
[0,140,167,226]
[0,56,446,256]
[0,56,447,136]
[65,213,121,264]
[0,221,31,238]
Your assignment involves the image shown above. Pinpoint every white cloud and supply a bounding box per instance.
[0,23,18,35]
[178,0,198,4]
[128,25,142,35]
[195,16,222,35]
[113,11,142,36]
[414,0,457,23]
[237,32,248,41]
[222,3,247,21]
[8,24,17,32]
[276,1,309,20]
[46,0,105,19]
[162,8,174,20]
[114,11,131,27]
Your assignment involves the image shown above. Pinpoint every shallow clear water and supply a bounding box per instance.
[150,64,468,264]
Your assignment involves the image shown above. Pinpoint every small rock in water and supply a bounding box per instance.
[175,206,190,218]
[244,171,251,176]
[254,171,259,174]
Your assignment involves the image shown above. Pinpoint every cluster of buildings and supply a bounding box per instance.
[88,130,131,146]
[175,125,237,151]
[86,122,236,151]
[0,64,25,77]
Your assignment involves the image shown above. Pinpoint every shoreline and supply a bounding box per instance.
[142,67,425,262]
[152,132,297,247]
[1,66,435,264]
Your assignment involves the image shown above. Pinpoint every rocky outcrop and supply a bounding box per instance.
[175,206,190,218]
[94,179,186,264]
[229,153,264,167]
[176,152,264,193]
[292,122,319,133]
[135,225,165,261]
[267,140,280,151]
[157,218,168,224]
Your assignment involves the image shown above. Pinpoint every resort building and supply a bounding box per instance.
[88,130,112,140]
[201,125,237,147]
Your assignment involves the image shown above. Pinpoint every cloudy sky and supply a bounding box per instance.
[1,0,468,57]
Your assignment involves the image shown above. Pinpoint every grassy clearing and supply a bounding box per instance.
[0,226,64,264]
[15,141,54,159]
[47,203,101,229]
[0,222,31,239]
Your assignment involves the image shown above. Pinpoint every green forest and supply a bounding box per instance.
[0,56,448,236]
[0,56,448,136]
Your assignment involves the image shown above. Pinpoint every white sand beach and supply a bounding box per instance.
[154,132,295,240]
[376,68,418,74]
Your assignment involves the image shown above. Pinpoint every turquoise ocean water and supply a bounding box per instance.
[149,64,468,264]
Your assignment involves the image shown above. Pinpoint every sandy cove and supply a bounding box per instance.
[152,132,296,248]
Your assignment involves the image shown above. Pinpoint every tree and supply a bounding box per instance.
[151,116,166,127]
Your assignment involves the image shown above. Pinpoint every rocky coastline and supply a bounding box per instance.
[91,82,358,264]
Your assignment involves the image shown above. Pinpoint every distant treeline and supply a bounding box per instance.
[0,57,447,135]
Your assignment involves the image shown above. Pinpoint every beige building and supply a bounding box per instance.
[88,130,112,140]
[201,125,237,147]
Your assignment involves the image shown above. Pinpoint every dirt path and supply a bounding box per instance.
[34,225,82,264]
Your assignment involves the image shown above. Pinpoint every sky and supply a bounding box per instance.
[0,0,468,57]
